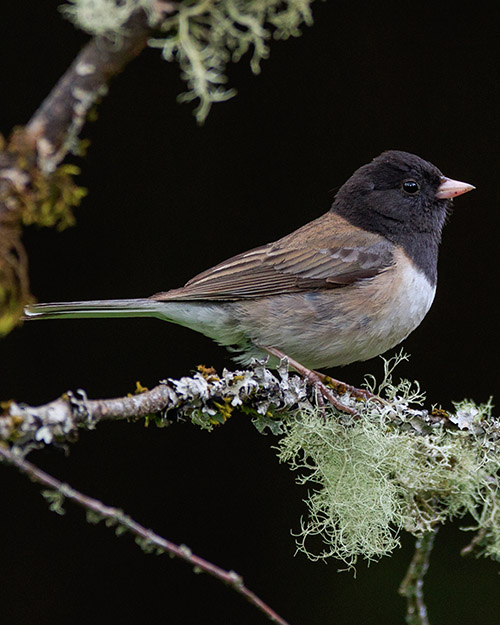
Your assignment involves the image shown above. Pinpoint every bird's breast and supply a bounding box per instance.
[350,248,436,358]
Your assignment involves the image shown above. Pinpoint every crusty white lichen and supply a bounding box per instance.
[61,0,315,121]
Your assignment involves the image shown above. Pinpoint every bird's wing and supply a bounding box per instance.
[152,213,394,302]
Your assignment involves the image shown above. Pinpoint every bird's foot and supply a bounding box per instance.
[314,371,385,406]
[264,346,384,415]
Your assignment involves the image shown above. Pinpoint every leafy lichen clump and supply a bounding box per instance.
[277,354,500,567]
[18,163,87,231]
[61,0,315,121]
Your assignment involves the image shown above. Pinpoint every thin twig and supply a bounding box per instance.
[461,527,487,558]
[0,444,290,625]
[399,528,439,625]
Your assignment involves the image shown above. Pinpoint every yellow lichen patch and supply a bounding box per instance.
[0,399,14,413]
[197,364,219,382]
[431,407,450,419]
[212,397,234,424]
[134,381,149,394]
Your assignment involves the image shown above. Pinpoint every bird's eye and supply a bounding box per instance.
[402,179,420,194]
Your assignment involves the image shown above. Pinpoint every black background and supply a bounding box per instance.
[2,2,500,624]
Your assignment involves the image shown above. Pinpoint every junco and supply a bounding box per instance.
[25,151,474,395]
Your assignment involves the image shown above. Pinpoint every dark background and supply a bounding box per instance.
[1,2,499,623]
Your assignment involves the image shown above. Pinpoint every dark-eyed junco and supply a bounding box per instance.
[25,150,474,379]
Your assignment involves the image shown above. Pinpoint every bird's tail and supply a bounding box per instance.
[24,299,166,321]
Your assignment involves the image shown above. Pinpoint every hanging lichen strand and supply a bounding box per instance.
[62,0,315,122]
[278,354,500,568]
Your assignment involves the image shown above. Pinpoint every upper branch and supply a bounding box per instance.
[0,1,176,335]
[23,5,171,172]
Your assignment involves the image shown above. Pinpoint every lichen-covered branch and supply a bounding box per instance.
[2,354,500,624]
[23,4,175,172]
[4,353,500,571]
[0,2,175,336]
[0,360,311,448]
[0,444,291,625]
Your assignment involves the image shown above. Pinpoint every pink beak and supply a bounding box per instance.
[435,177,475,199]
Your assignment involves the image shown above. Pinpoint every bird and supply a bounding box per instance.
[24,150,474,404]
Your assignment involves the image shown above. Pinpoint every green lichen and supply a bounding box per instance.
[277,355,500,568]
[0,282,25,337]
[5,128,87,230]
[18,163,87,231]
[41,489,67,515]
[62,0,315,122]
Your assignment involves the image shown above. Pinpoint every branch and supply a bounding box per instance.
[0,360,314,448]
[0,1,176,335]
[0,355,493,452]
[398,529,438,625]
[23,3,176,173]
[3,354,500,625]
[0,444,290,625]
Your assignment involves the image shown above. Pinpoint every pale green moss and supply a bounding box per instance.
[61,0,315,122]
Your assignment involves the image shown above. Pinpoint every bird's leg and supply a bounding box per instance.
[264,346,356,415]
[264,346,385,411]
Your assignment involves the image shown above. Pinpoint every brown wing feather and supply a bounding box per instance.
[152,212,394,302]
